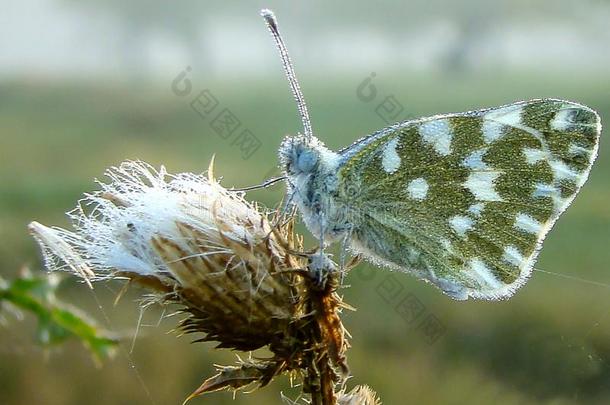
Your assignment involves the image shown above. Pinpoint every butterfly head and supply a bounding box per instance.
[279,134,325,177]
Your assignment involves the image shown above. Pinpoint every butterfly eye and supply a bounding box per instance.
[296,150,318,173]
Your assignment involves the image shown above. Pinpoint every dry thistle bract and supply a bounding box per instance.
[29,161,354,403]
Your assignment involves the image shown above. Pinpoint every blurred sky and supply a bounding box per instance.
[2,0,610,82]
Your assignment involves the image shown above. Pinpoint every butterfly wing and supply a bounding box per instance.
[337,99,601,300]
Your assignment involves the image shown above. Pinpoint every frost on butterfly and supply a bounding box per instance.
[283,99,601,300]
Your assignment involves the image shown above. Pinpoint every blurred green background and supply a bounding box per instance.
[1,1,610,404]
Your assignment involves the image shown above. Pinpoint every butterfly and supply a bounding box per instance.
[260,9,601,300]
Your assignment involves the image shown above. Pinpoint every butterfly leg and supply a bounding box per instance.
[276,178,299,219]
[314,212,329,287]
[266,183,299,239]
[338,228,353,285]
[308,250,336,290]
[304,212,336,289]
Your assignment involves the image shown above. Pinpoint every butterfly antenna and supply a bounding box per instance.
[260,9,313,140]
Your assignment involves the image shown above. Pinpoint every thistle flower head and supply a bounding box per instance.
[29,160,366,403]
[30,160,308,349]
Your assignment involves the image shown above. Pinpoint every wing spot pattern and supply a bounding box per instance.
[381,138,401,174]
[514,213,543,235]
[483,104,523,142]
[406,177,429,200]
[463,172,503,202]
[469,258,503,289]
[502,245,524,267]
[449,215,474,237]
[419,119,452,156]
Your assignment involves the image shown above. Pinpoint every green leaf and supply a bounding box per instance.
[0,269,118,363]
